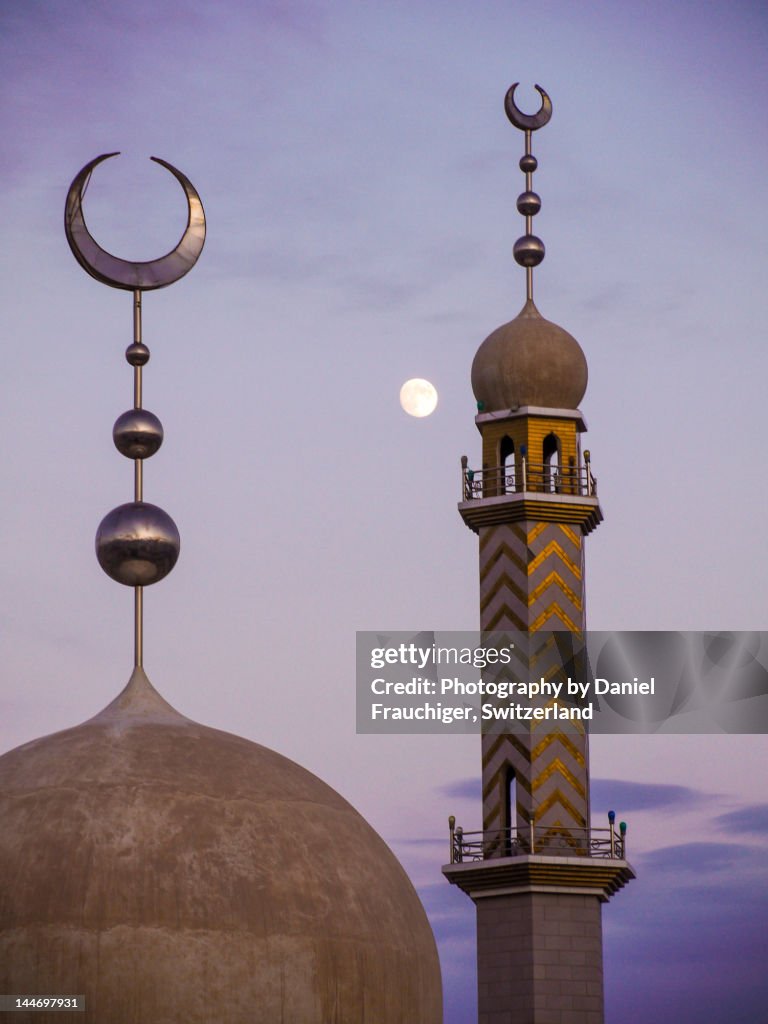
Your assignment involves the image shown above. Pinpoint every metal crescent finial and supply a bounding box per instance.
[505,82,552,302]
[67,153,204,670]
[64,153,206,292]
[504,83,552,132]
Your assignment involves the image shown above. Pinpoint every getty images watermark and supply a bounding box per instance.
[355,631,768,734]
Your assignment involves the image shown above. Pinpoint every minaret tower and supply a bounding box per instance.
[443,84,633,1024]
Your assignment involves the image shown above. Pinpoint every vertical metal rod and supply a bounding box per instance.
[525,129,533,302]
[133,290,142,408]
[132,288,143,669]
[135,586,143,669]
[135,458,143,502]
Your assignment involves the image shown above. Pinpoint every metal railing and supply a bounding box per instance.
[461,456,596,501]
[447,814,627,864]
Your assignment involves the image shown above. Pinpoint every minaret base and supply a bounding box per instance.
[443,856,634,1024]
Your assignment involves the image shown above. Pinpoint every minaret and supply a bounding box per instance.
[443,84,633,1024]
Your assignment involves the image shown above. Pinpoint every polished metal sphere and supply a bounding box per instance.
[113,409,164,459]
[126,342,150,366]
[513,234,545,267]
[519,154,538,173]
[516,190,541,216]
[96,501,180,586]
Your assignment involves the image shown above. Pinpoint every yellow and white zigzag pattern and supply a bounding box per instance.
[479,522,589,837]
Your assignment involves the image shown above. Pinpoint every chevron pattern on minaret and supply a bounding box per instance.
[479,521,589,838]
[444,88,636,1024]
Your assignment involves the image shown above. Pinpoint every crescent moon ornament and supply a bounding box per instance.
[64,153,206,291]
[504,83,553,132]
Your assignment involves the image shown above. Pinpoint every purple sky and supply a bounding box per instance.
[2,2,767,1021]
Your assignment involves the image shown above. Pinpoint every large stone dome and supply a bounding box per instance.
[0,669,442,1023]
[471,299,587,412]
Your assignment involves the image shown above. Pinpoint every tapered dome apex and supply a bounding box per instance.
[471,299,588,412]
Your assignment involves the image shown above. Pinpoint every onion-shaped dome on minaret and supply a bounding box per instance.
[0,669,442,1021]
[472,298,587,411]
[0,154,442,1023]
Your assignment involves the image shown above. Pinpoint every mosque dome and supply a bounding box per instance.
[0,669,443,1023]
[471,299,587,412]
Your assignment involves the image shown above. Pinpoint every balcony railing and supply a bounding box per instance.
[447,816,627,864]
[461,457,596,501]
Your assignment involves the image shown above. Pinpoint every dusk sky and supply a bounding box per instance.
[2,2,767,1021]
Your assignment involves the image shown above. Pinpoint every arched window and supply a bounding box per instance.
[504,765,517,853]
[543,432,560,493]
[500,436,516,494]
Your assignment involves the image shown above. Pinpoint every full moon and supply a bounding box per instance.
[400,378,438,417]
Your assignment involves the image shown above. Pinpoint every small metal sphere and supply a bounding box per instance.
[113,409,164,459]
[96,501,180,586]
[516,190,541,216]
[126,342,150,366]
[519,153,538,173]
[513,234,546,267]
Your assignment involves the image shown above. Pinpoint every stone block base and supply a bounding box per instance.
[476,891,603,1024]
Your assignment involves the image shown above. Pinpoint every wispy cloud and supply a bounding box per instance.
[638,840,762,875]
[714,803,768,836]
[440,776,705,813]
[591,778,704,812]
[439,777,481,802]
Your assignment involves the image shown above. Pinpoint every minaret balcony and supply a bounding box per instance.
[459,459,603,534]
[443,820,635,902]
[449,822,624,863]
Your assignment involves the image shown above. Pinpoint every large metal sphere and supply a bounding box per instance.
[513,234,545,267]
[125,342,150,366]
[516,190,541,217]
[113,409,164,459]
[96,502,180,586]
